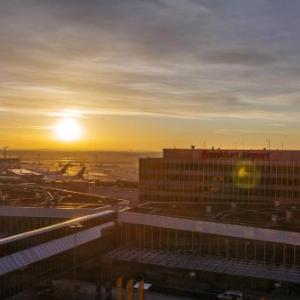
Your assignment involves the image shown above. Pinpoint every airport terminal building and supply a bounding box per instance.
[139,148,300,204]
[104,148,300,295]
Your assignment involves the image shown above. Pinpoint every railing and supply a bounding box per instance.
[0,210,117,256]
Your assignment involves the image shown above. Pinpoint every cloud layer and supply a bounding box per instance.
[1,0,300,148]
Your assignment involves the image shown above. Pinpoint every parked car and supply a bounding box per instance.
[218,290,244,300]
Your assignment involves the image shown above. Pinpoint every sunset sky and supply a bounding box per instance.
[1,0,300,151]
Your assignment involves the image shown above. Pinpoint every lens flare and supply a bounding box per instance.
[232,160,260,189]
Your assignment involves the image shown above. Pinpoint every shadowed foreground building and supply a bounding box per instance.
[106,202,300,292]
[2,148,300,298]
[0,202,117,299]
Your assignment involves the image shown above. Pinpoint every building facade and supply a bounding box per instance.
[104,204,300,294]
[140,148,300,204]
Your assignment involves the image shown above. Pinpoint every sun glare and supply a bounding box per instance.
[54,118,83,142]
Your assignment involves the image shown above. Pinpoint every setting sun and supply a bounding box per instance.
[53,118,83,142]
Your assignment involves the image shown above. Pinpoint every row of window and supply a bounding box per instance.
[141,174,299,185]
[141,161,300,173]
[121,224,300,266]
[140,192,299,202]
[140,187,298,197]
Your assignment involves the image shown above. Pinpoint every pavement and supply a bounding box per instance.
[9,279,203,300]
[53,279,201,300]
[9,279,300,300]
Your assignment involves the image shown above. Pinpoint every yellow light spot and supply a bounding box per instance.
[238,166,248,178]
[232,160,260,189]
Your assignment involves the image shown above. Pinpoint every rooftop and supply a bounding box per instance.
[128,202,300,232]
[0,184,124,224]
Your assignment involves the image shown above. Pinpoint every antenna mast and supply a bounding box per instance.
[3,146,8,159]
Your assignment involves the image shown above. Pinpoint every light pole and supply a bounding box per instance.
[3,146,8,159]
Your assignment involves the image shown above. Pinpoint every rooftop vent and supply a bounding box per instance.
[271,214,278,224]
[274,200,280,209]
[285,210,292,223]
[206,205,212,216]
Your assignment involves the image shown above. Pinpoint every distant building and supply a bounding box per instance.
[139,147,300,204]
[0,158,20,170]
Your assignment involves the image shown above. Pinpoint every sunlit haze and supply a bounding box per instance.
[1,1,300,150]
[53,118,83,142]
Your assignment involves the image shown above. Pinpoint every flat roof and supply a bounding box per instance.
[126,202,300,232]
[0,205,111,219]
[0,184,123,219]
